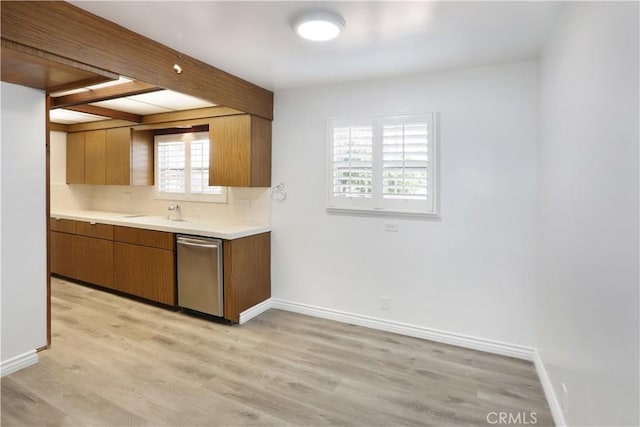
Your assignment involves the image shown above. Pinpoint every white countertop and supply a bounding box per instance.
[50,210,270,240]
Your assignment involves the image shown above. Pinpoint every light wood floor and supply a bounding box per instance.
[2,278,553,426]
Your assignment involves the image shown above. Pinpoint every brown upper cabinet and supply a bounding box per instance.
[66,132,85,184]
[209,114,271,188]
[84,129,107,185]
[67,128,154,186]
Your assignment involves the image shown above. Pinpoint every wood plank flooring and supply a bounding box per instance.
[1,278,554,426]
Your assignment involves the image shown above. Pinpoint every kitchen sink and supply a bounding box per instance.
[122,214,148,218]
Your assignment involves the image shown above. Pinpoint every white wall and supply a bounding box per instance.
[537,2,639,426]
[0,82,48,367]
[49,131,270,225]
[272,61,538,347]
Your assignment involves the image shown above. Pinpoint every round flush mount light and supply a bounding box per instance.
[292,10,345,42]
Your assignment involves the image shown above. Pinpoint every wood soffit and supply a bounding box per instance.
[1,1,274,120]
[1,39,118,92]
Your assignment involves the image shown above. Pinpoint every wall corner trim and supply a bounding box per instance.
[0,349,39,377]
[534,351,567,427]
[265,298,535,360]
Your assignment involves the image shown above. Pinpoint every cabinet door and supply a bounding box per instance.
[106,127,132,185]
[66,132,85,184]
[131,130,154,186]
[84,130,106,184]
[73,236,113,288]
[209,114,271,187]
[114,242,175,305]
[50,231,74,278]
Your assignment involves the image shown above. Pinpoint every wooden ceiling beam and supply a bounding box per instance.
[1,2,273,120]
[50,81,161,109]
[1,38,118,92]
[64,105,143,123]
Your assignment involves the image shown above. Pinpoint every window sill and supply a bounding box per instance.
[326,207,440,220]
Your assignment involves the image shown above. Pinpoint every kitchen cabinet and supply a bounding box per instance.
[50,217,271,322]
[50,231,74,277]
[223,232,271,323]
[84,129,107,185]
[66,132,85,184]
[50,219,114,288]
[66,128,153,186]
[209,114,271,187]
[113,226,175,305]
[106,128,154,186]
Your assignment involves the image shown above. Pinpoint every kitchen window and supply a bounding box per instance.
[155,131,227,202]
[327,113,438,217]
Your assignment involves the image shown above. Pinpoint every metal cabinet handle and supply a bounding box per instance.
[178,240,219,249]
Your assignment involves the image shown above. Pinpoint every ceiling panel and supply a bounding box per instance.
[90,97,173,115]
[49,109,107,124]
[127,90,215,110]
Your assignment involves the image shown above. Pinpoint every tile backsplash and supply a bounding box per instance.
[51,184,270,225]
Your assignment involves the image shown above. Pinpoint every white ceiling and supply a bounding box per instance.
[70,1,564,91]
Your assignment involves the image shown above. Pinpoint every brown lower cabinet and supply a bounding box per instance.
[50,220,173,305]
[50,228,113,288]
[113,242,175,305]
[50,218,271,322]
[223,233,271,323]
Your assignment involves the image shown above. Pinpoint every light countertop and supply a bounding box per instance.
[50,210,270,240]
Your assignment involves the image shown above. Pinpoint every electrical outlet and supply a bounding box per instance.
[380,296,390,310]
[236,198,250,209]
[384,222,399,232]
[561,383,568,413]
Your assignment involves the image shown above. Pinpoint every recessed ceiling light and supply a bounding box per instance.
[292,10,345,42]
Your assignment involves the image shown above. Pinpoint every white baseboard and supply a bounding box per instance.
[0,350,38,377]
[534,351,567,427]
[238,298,273,325]
[268,298,535,361]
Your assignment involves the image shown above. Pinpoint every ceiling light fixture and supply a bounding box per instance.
[292,10,345,42]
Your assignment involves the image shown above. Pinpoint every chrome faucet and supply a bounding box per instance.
[167,204,182,221]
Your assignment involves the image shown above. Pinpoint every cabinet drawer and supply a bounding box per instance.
[114,226,174,250]
[75,221,114,240]
[50,218,75,233]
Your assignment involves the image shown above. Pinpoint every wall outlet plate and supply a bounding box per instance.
[380,296,390,310]
[384,222,399,232]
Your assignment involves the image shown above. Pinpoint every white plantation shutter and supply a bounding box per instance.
[328,113,437,216]
[157,141,186,193]
[382,117,429,200]
[190,138,222,195]
[332,125,374,198]
[155,132,226,202]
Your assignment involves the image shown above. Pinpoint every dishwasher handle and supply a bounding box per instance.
[177,237,220,249]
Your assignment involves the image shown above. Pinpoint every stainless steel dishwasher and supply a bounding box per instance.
[176,235,223,317]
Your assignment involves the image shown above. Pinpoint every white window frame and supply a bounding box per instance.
[327,112,438,218]
[154,132,227,203]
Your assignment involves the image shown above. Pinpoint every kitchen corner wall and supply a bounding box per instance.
[49,131,270,225]
[271,61,538,347]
